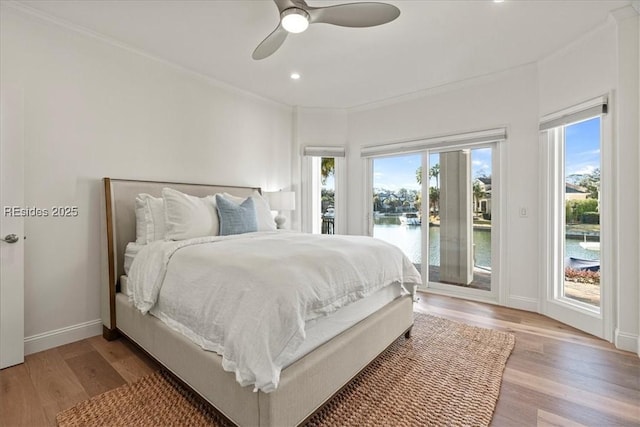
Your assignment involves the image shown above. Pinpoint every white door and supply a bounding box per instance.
[0,86,25,369]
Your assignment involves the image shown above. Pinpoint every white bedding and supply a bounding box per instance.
[123,242,145,276]
[128,231,421,392]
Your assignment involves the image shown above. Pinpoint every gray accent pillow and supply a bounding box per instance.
[215,194,258,236]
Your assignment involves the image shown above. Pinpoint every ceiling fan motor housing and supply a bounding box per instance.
[281,7,311,33]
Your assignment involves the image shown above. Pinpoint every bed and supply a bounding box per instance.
[101,177,419,426]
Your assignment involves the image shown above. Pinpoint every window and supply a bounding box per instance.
[302,146,345,235]
[363,128,504,301]
[540,95,608,338]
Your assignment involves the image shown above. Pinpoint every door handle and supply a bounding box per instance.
[1,234,19,244]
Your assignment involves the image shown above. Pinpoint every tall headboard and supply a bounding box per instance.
[102,178,260,336]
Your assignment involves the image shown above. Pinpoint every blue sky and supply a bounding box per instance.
[326,117,600,192]
[371,117,600,191]
[373,148,492,191]
[565,117,601,177]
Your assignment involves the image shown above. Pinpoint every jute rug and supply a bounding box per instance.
[57,314,515,427]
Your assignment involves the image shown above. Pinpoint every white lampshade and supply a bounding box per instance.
[265,191,295,229]
[266,191,296,211]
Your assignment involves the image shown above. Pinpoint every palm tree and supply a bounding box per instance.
[321,157,335,185]
[429,164,440,213]
[429,187,440,215]
[473,180,485,214]
[372,194,383,212]
[429,164,440,189]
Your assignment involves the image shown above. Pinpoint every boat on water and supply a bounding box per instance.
[399,212,421,226]
[578,234,600,251]
[565,257,600,272]
[579,241,600,251]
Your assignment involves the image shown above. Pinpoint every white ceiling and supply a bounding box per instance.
[16,0,631,109]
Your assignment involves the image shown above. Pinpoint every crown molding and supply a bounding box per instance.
[610,4,639,22]
[1,1,292,112]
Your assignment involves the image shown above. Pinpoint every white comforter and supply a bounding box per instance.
[128,231,421,392]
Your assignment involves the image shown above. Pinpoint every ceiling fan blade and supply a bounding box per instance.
[274,0,299,13]
[252,24,288,60]
[309,2,400,28]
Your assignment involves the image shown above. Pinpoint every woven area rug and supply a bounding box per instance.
[57,314,515,427]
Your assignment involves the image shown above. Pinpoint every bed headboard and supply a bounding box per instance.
[102,178,260,336]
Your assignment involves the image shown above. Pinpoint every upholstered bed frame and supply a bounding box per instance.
[101,177,414,426]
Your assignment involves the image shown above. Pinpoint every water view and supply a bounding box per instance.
[374,218,596,269]
[373,220,491,268]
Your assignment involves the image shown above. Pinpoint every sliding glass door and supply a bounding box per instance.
[369,140,499,300]
[426,147,494,292]
[372,154,423,274]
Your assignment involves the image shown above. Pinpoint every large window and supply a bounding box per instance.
[320,157,336,234]
[302,146,345,235]
[364,128,504,301]
[540,95,608,338]
[563,117,601,308]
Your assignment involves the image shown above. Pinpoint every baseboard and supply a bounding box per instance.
[507,295,539,312]
[24,319,103,355]
[614,328,639,355]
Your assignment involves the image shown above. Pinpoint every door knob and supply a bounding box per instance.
[1,234,19,244]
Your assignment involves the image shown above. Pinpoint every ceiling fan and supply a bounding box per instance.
[252,0,400,60]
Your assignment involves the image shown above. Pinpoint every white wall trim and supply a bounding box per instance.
[334,156,347,235]
[24,319,102,355]
[348,62,537,113]
[507,295,539,312]
[360,127,507,158]
[2,1,290,111]
[614,328,639,354]
[610,4,640,22]
[420,288,499,306]
[540,18,616,67]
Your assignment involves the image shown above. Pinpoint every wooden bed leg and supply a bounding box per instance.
[103,325,121,341]
[404,327,412,339]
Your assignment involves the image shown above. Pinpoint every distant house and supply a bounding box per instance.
[475,177,492,216]
[565,183,589,200]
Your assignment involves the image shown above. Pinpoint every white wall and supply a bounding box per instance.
[340,8,639,352]
[296,108,349,147]
[611,9,639,353]
[346,65,540,310]
[292,108,348,232]
[637,3,640,357]
[3,3,637,355]
[613,9,640,355]
[1,7,293,352]
[539,7,638,354]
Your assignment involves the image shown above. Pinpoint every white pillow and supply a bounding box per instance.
[222,191,276,232]
[163,187,219,240]
[134,195,148,244]
[147,196,166,241]
[135,194,165,243]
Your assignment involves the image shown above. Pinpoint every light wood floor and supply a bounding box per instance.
[1,292,638,426]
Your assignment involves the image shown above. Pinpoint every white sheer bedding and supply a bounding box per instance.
[123,242,145,275]
[128,231,421,392]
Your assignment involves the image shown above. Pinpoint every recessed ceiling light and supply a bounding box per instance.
[290,72,301,80]
[493,0,505,3]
